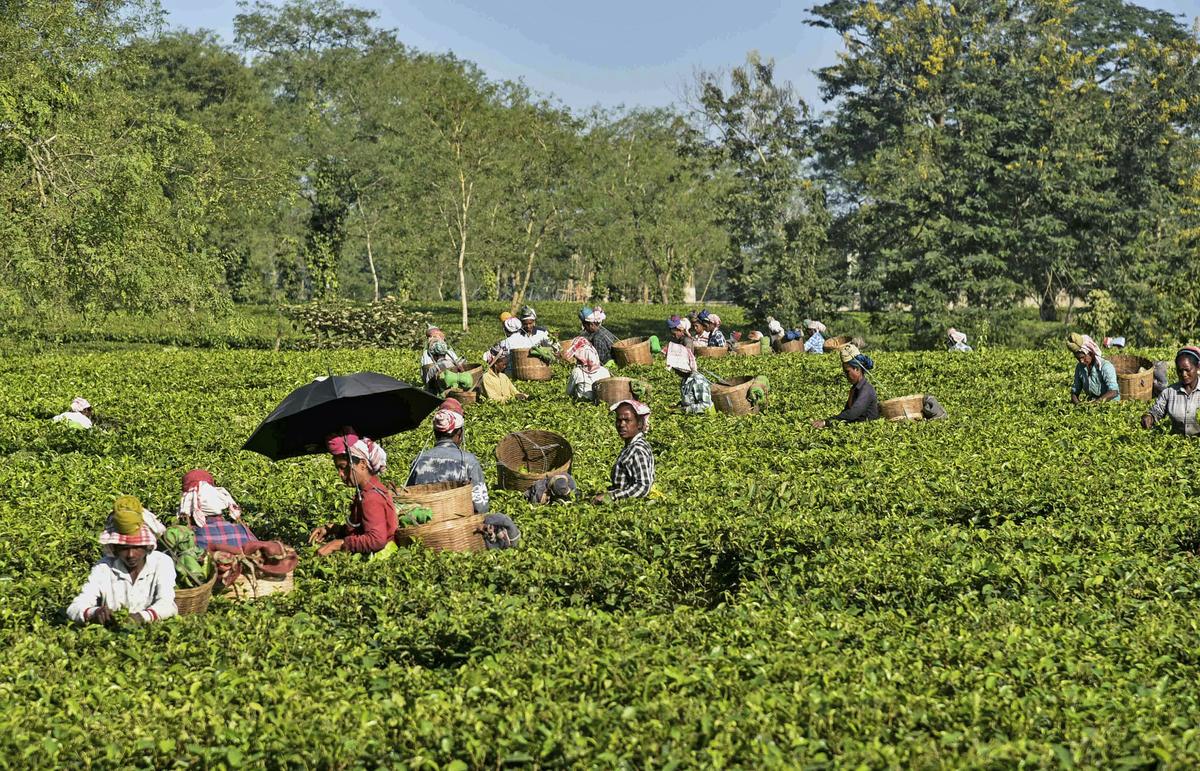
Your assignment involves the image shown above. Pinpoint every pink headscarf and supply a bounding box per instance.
[610,398,651,431]
[503,317,522,334]
[179,468,242,528]
[70,397,90,412]
[432,398,465,434]
[326,430,388,474]
[1079,334,1103,360]
[562,336,602,373]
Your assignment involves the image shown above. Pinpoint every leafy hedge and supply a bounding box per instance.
[3,344,1200,766]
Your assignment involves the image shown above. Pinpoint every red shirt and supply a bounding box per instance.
[343,481,397,554]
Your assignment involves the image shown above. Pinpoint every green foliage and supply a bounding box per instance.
[283,298,434,349]
[5,341,1200,766]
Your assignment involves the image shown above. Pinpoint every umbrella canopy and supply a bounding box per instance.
[243,372,443,460]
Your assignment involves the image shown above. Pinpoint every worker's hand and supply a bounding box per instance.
[308,525,330,545]
[811,419,827,429]
[1070,393,1081,405]
[591,493,610,505]
[129,612,147,625]
[1141,414,1155,430]
[90,605,113,625]
[516,393,529,401]
[316,539,344,557]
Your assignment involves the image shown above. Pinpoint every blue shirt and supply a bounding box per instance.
[804,332,825,353]
[1072,359,1120,401]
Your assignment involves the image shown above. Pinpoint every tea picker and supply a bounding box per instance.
[811,343,880,428]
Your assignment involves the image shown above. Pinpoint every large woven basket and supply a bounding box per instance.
[226,571,294,602]
[395,513,485,552]
[881,394,925,422]
[495,430,573,491]
[696,345,728,359]
[734,341,762,356]
[596,376,652,408]
[612,337,653,367]
[175,569,217,616]
[511,349,553,381]
[823,335,852,353]
[395,481,473,523]
[778,339,805,354]
[712,376,764,416]
[1109,354,1153,401]
[444,388,477,405]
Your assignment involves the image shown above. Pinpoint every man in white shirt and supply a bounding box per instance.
[52,396,93,429]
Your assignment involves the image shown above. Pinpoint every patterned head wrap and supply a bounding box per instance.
[483,341,509,367]
[748,331,763,342]
[610,399,651,423]
[839,343,875,372]
[562,336,602,373]
[71,397,91,413]
[99,523,156,549]
[1066,333,1102,360]
[499,311,513,322]
[665,342,696,373]
[426,326,445,341]
[518,305,537,321]
[503,317,522,334]
[432,398,465,434]
[805,319,827,334]
[1176,347,1200,366]
[767,318,784,336]
[327,431,387,475]
[947,328,967,345]
[592,306,606,323]
[179,469,242,528]
[707,313,721,329]
[112,495,145,535]
[580,306,602,324]
[428,340,449,356]
[667,315,684,330]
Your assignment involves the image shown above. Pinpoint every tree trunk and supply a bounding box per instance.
[458,172,473,331]
[357,201,380,303]
[1039,272,1057,322]
[699,264,718,303]
[682,269,697,304]
[511,218,546,314]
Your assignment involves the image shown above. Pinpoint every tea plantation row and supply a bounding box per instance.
[2,345,1200,767]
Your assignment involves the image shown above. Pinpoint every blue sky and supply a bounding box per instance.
[159,0,1200,114]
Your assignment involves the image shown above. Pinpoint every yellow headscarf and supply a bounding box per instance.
[112,495,144,535]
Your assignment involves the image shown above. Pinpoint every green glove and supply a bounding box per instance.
[531,346,555,363]
[649,335,662,354]
[748,387,765,405]
[441,371,473,391]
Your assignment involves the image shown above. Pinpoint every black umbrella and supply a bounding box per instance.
[243,371,443,460]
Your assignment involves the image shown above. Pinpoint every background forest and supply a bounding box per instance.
[2,0,1198,345]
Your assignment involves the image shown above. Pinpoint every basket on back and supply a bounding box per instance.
[395,514,485,552]
[393,481,479,552]
[1109,354,1154,401]
[712,376,764,416]
[395,481,473,523]
[511,349,553,381]
[612,337,653,367]
[777,339,806,354]
[443,364,482,405]
[495,430,573,491]
[594,377,652,407]
[734,341,761,356]
[881,394,925,422]
[696,346,728,359]
[175,570,217,616]
[823,335,852,353]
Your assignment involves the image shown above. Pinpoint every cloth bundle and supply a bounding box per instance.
[525,473,577,505]
[209,540,298,589]
[530,346,555,363]
[922,395,949,420]
[160,525,210,588]
[479,514,521,549]
[441,371,474,391]
[748,376,770,407]
[398,506,435,528]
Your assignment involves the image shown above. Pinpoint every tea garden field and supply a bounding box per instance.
[3,332,1200,767]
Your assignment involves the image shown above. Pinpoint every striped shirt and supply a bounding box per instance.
[1148,382,1200,437]
[584,325,617,365]
[680,372,713,414]
[609,433,654,500]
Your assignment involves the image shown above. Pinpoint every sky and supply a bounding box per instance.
[159,0,1200,114]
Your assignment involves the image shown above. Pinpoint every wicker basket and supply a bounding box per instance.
[594,377,653,407]
[444,388,477,405]
[511,349,553,381]
[226,571,294,601]
[612,337,653,367]
[778,339,805,354]
[734,341,762,356]
[395,513,485,552]
[175,570,217,616]
[823,335,852,353]
[495,430,573,491]
[711,376,764,416]
[395,481,473,523]
[881,394,925,422]
[1109,354,1154,401]
[696,345,728,359]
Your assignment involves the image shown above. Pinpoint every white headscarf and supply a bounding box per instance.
[179,481,243,529]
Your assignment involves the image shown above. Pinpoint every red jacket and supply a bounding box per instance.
[343,481,397,554]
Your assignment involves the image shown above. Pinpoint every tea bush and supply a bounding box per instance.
[3,341,1200,767]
